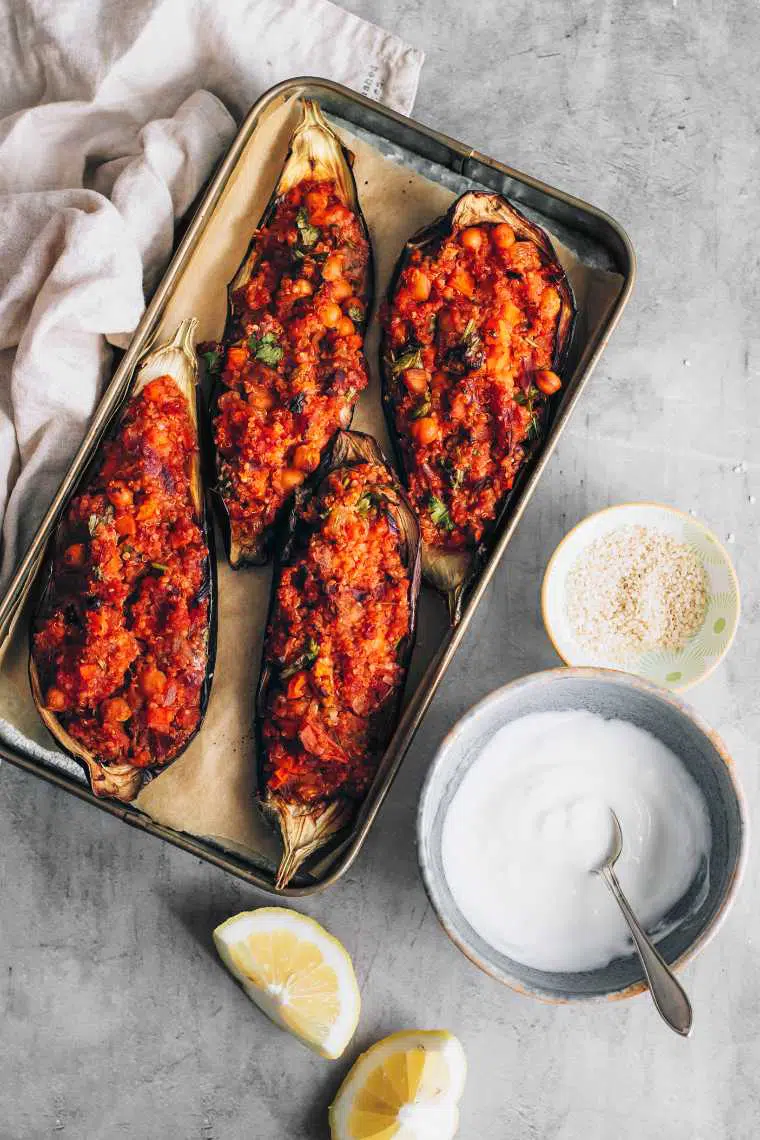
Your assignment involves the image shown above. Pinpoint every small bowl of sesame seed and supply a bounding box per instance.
[541,503,740,690]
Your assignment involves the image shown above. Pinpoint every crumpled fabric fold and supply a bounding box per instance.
[0,0,423,587]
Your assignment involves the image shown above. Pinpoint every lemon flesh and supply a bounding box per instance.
[330,1030,467,1140]
[213,908,360,1060]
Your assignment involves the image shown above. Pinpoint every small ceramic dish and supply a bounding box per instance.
[417,668,747,1003]
[541,503,740,691]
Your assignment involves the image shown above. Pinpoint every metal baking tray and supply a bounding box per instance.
[0,77,635,895]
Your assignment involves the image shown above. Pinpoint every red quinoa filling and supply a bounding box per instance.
[384,220,566,551]
[32,376,210,768]
[261,462,411,803]
[212,178,370,555]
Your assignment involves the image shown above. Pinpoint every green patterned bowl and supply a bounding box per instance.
[541,503,740,691]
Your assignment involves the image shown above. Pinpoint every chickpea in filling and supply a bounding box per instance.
[261,462,412,804]
[212,179,370,555]
[384,220,566,551]
[32,377,210,768]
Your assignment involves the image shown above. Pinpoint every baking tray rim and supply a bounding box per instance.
[0,75,636,896]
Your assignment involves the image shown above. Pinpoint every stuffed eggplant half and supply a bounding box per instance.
[210,99,373,568]
[30,319,217,802]
[256,431,421,889]
[381,191,575,623]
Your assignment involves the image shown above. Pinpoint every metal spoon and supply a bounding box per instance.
[596,810,693,1037]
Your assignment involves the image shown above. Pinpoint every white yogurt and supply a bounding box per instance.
[441,709,711,972]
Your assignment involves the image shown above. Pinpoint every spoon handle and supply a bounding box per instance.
[601,865,693,1037]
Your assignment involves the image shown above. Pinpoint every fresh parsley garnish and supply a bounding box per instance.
[443,459,464,490]
[513,384,541,439]
[295,208,319,249]
[248,331,283,368]
[356,491,376,516]
[462,318,478,343]
[356,490,390,517]
[202,349,222,375]
[410,399,432,420]
[461,319,485,369]
[347,305,363,324]
[390,346,423,375]
[514,385,538,407]
[87,507,113,536]
[428,494,454,532]
[289,392,306,414]
[280,637,320,679]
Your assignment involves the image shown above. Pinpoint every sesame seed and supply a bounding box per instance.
[565,525,708,664]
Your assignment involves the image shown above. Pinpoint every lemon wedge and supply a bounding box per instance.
[213,907,360,1059]
[329,1029,467,1140]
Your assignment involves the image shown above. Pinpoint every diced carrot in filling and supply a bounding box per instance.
[383,220,567,551]
[280,468,306,491]
[63,544,87,568]
[403,368,429,395]
[45,688,67,712]
[261,463,412,804]
[409,269,432,301]
[286,672,309,701]
[212,178,370,556]
[146,705,175,731]
[535,369,562,395]
[291,444,319,472]
[226,345,247,370]
[31,376,209,769]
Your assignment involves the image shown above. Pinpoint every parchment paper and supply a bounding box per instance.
[0,94,623,874]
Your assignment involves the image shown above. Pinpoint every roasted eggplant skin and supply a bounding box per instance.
[381,190,576,624]
[29,319,217,803]
[256,430,421,889]
[210,99,374,569]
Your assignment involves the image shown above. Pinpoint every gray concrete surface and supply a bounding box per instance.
[2,1,759,1136]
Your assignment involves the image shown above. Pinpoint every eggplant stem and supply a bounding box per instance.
[88,761,145,802]
[270,796,354,890]
[447,587,464,627]
[170,316,200,356]
[275,849,307,892]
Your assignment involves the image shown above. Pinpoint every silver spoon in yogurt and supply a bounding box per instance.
[596,810,693,1037]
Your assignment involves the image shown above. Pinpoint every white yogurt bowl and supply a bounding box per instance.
[541,503,740,691]
[417,669,747,1003]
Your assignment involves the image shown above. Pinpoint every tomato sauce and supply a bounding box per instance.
[32,376,210,768]
[383,220,566,551]
[261,462,412,804]
[212,178,370,556]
